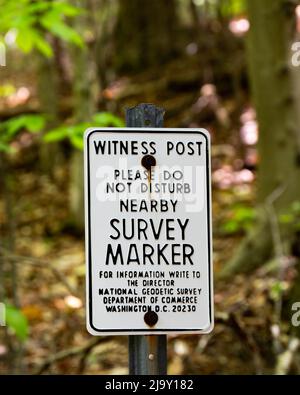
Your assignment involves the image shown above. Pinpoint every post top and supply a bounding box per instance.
[126,103,165,128]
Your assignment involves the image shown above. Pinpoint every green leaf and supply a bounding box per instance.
[40,13,83,47]
[4,114,46,139]
[5,304,29,342]
[0,0,83,56]
[44,126,71,142]
[70,134,84,150]
[69,123,89,135]
[26,2,51,14]
[5,117,27,137]
[92,112,124,127]
[51,1,83,17]
[221,220,239,234]
[16,28,34,53]
[44,113,123,150]
[34,35,53,58]
[23,114,46,133]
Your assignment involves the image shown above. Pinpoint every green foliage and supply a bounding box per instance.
[0,0,83,57]
[0,83,15,97]
[269,280,287,302]
[191,0,246,18]
[4,114,46,135]
[221,205,256,235]
[219,0,246,17]
[92,113,124,127]
[279,201,300,231]
[5,304,29,342]
[0,114,46,152]
[44,112,125,150]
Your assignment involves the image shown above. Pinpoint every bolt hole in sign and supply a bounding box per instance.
[84,128,213,335]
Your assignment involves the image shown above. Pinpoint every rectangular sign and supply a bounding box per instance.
[84,128,213,335]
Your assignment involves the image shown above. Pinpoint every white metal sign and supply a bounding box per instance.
[84,128,213,335]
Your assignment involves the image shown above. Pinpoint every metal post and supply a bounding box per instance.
[126,103,167,375]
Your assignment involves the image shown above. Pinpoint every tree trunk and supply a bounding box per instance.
[220,0,300,278]
[37,51,60,174]
[248,1,300,206]
[114,0,180,72]
[69,0,99,231]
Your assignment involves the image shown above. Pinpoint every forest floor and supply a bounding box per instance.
[0,54,299,375]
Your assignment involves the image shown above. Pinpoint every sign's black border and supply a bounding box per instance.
[86,129,212,333]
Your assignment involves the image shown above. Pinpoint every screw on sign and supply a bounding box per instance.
[84,103,214,375]
[141,154,156,171]
[144,309,159,327]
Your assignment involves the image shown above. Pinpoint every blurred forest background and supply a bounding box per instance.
[1,0,300,375]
